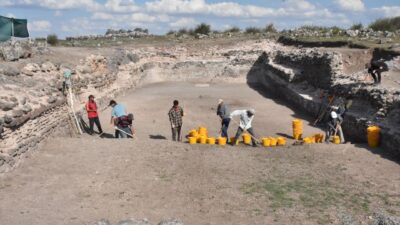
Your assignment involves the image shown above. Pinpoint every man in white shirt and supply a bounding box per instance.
[230,109,258,147]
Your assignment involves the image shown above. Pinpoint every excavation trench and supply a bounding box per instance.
[1,40,399,173]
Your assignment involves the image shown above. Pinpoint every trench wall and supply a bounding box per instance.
[248,52,400,157]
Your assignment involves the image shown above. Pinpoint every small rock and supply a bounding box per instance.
[47,96,57,104]
[10,97,18,102]
[22,104,32,113]
[116,218,149,225]
[0,64,19,76]
[12,109,24,118]
[157,219,184,225]
[0,100,17,111]
[41,62,56,72]
[21,63,40,76]
[87,219,111,225]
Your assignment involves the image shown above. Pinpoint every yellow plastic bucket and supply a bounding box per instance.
[367,126,380,148]
[188,137,197,145]
[189,129,198,137]
[270,138,277,146]
[242,133,251,145]
[198,136,207,144]
[333,136,341,144]
[262,138,271,147]
[218,137,227,146]
[303,137,312,144]
[277,137,286,146]
[198,127,208,137]
[207,137,216,145]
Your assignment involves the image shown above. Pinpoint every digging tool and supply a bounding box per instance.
[313,96,335,125]
[230,119,261,143]
[114,126,136,139]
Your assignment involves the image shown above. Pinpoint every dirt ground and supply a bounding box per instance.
[0,82,399,225]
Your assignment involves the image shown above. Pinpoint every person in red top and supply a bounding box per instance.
[86,95,103,135]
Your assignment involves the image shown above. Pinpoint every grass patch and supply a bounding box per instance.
[239,176,399,222]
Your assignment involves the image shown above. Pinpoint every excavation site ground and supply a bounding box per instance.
[0,82,400,225]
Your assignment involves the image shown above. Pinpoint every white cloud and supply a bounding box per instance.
[28,20,51,32]
[6,13,15,18]
[103,0,140,13]
[54,10,62,16]
[372,6,400,17]
[0,0,101,10]
[170,17,197,28]
[284,0,315,11]
[145,0,277,17]
[92,12,114,20]
[335,0,365,12]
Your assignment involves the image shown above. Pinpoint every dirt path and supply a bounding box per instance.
[0,82,399,225]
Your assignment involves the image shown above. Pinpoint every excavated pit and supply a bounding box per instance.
[1,39,400,172]
[1,39,400,224]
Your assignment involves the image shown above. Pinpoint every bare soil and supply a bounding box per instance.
[0,82,399,225]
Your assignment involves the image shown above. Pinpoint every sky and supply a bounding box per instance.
[0,0,400,38]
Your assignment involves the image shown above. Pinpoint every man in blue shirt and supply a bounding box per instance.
[109,100,131,138]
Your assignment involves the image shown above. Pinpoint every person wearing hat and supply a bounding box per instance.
[230,109,258,147]
[325,110,345,143]
[109,100,131,138]
[216,99,230,138]
[62,68,72,95]
[85,95,103,135]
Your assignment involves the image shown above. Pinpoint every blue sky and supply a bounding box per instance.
[1,0,399,38]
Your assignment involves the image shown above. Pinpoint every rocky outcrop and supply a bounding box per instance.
[0,40,32,61]
[248,47,400,156]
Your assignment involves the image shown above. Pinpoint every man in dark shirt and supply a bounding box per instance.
[168,100,184,142]
[366,61,388,85]
[216,99,230,138]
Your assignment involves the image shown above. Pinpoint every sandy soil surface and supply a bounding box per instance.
[0,82,399,225]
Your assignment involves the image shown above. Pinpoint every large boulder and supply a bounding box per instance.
[0,41,32,61]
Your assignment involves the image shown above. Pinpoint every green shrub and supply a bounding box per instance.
[350,23,363,30]
[46,34,58,46]
[194,23,211,35]
[245,27,262,34]
[225,26,241,33]
[331,26,343,35]
[369,16,400,31]
[166,30,175,35]
[265,23,277,33]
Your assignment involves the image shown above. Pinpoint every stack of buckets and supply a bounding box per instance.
[292,119,303,140]
[188,127,227,145]
[367,126,380,148]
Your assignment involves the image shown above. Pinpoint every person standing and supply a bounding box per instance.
[216,99,230,138]
[85,95,103,135]
[230,109,258,147]
[109,100,131,138]
[168,100,184,142]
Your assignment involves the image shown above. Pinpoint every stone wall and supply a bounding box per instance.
[248,50,400,157]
